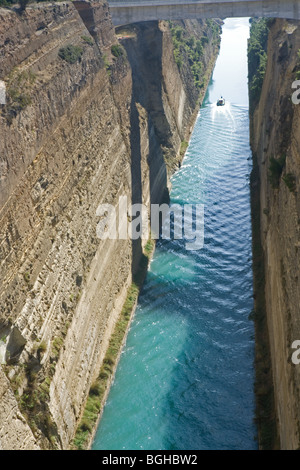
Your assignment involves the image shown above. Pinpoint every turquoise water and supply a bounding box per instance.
[92,18,257,450]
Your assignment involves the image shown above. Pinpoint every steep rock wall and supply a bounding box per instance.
[250,18,300,450]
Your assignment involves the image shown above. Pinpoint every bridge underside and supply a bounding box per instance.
[109,1,300,25]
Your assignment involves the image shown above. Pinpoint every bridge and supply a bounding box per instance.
[107,0,300,25]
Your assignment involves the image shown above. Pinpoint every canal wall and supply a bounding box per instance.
[249,18,300,450]
[0,1,220,449]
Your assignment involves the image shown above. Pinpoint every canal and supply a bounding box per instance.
[92,17,257,451]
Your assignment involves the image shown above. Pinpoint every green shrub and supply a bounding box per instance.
[89,382,101,396]
[52,336,63,358]
[58,45,83,64]
[195,40,203,56]
[37,341,47,354]
[102,54,111,75]
[186,36,195,48]
[79,418,92,433]
[206,18,221,38]
[103,356,115,366]
[111,44,124,58]
[175,28,183,41]
[81,35,94,46]
[173,49,183,69]
[180,140,188,157]
[10,91,31,108]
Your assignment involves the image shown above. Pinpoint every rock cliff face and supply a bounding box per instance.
[250,18,300,450]
[0,1,220,449]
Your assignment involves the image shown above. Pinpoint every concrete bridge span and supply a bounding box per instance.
[107,0,300,25]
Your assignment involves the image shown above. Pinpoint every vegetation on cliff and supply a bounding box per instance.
[111,44,125,59]
[248,18,270,113]
[58,45,83,64]
[1,69,35,124]
[169,20,220,90]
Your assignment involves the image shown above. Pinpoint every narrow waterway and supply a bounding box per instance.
[92,18,257,450]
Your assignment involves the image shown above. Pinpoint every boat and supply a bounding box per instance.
[217,97,225,106]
